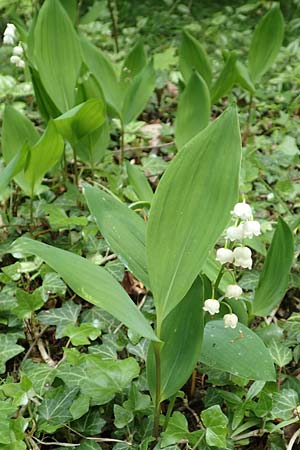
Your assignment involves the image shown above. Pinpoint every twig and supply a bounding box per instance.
[232,429,262,441]
[287,427,300,450]
[64,425,132,445]
[37,337,56,367]
[32,436,79,447]
[107,0,119,53]
[22,326,49,363]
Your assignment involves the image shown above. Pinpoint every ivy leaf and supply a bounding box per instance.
[114,404,134,428]
[61,323,101,346]
[201,405,228,448]
[38,385,79,433]
[269,340,293,368]
[72,408,106,436]
[0,335,24,374]
[271,389,298,420]
[38,301,81,338]
[161,412,189,447]
[21,360,57,395]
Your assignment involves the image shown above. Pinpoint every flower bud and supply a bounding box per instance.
[232,202,252,220]
[225,284,243,299]
[216,248,234,264]
[233,246,252,269]
[223,313,238,329]
[13,45,23,56]
[226,224,244,241]
[242,221,261,239]
[203,299,220,315]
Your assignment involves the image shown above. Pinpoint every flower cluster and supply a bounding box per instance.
[2,24,25,69]
[10,45,25,68]
[203,201,262,330]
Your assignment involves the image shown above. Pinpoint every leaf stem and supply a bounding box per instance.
[153,342,162,439]
[164,394,176,429]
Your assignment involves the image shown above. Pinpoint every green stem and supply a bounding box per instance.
[72,146,79,186]
[107,0,119,53]
[212,265,225,297]
[29,196,34,225]
[164,394,176,429]
[120,121,125,165]
[153,342,162,439]
[243,94,253,144]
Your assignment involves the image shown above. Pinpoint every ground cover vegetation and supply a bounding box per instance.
[0,0,300,449]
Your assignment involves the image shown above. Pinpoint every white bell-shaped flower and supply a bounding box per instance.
[225,284,243,299]
[10,55,21,65]
[226,224,244,241]
[232,202,252,220]
[233,246,252,269]
[13,45,23,56]
[223,313,238,329]
[203,299,220,315]
[216,248,234,265]
[243,221,261,239]
[3,34,14,45]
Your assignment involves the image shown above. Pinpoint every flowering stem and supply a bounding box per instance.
[213,265,225,297]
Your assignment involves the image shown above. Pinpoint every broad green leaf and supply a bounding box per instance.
[147,107,241,329]
[0,335,24,374]
[235,60,255,95]
[1,106,39,194]
[147,278,204,402]
[30,66,61,120]
[126,161,153,202]
[122,61,156,124]
[201,321,276,381]
[80,36,121,115]
[121,39,147,81]
[70,394,90,420]
[0,146,28,196]
[54,99,106,143]
[83,184,150,287]
[179,30,212,86]
[252,218,294,317]
[76,121,110,166]
[33,0,82,111]
[248,4,284,82]
[201,405,228,448]
[175,71,210,150]
[24,120,64,196]
[210,53,237,104]
[271,389,298,420]
[268,340,293,368]
[11,238,157,341]
[77,442,102,450]
[38,385,79,433]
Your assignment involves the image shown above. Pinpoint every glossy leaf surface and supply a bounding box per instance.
[248,5,284,82]
[10,238,157,342]
[147,278,204,402]
[147,107,241,329]
[83,184,150,288]
[175,71,210,149]
[33,0,82,111]
[201,320,275,381]
[252,218,294,317]
[179,30,212,86]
